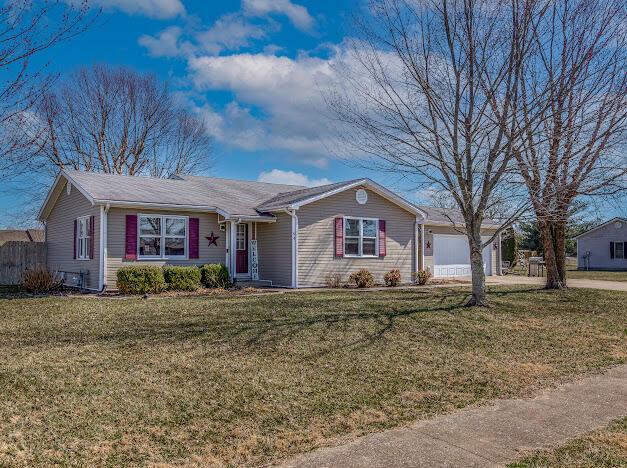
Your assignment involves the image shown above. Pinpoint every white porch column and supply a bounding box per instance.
[229,220,237,280]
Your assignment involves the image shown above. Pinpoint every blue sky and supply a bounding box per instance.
[0,0,624,226]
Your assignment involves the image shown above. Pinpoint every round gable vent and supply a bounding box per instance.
[614,221,623,229]
[356,189,368,204]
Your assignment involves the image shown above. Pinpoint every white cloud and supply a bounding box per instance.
[138,14,270,58]
[81,0,185,19]
[188,52,341,160]
[257,169,331,187]
[138,26,189,57]
[243,0,314,31]
[196,13,267,55]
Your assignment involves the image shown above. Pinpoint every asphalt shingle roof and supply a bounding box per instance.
[256,179,364,211]
[60,171,495,226]
[0,229,44,244]
[65,171,307,217]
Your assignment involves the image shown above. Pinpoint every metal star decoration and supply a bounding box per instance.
[206,231,220,246]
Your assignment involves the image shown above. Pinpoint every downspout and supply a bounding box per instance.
[414,217,421,281]
[98,203,110,293]
[284,208,298,288]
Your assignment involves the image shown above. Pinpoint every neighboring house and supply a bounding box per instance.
[37,170,502,291]
[574,218,627,270]
[0,229,44,246]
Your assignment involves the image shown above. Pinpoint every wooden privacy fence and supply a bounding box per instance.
[0,241,47,285]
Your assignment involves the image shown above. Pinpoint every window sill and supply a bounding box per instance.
[137,257,188,261]
[343,255,379,259]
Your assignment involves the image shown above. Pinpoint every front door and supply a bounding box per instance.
[236,223,249,274]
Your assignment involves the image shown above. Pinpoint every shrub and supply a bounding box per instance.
[163,266,201,291]
[502,227,518,267]
[325,273,343,288]
[384,269,402,287]
[413,270,432,285]
[349,269,375,288]
[117,266,165,294]
[200,264,231,289]
[21,267,62,293]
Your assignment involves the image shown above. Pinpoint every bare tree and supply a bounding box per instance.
[0,0,93,162]
[9,64,213,180]
[328,0,538,305]
[514,0,626,289]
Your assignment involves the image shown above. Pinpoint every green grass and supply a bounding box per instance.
[509,417,627,467]
[507,265,627,282]
[0,287,625,466]
[566,268,627,282]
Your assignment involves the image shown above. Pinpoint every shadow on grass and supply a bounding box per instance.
[2,286,563,356]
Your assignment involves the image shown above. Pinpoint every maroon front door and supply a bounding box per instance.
[236,223,248,274]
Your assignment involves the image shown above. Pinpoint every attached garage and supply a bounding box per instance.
[433,234,492,277]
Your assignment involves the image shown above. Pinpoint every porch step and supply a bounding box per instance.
[234,279,273,288]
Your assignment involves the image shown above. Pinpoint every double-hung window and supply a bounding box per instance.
[76,216,90,260]
[613,242,627,259]
[344,217,378,257]
[138,215,187,259]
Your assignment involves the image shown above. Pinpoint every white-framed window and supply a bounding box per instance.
[76,216,91,260]
[344,217,378,257]
[236,223,247,250]
[138,214,187,259]
[612,241,625,259]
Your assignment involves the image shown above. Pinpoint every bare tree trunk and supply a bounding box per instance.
[467,234,488,306]
[540,220,567,289]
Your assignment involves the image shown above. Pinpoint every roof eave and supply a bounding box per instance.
[285,179,427,218]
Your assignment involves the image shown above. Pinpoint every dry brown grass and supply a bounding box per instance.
[510,417,627,467]
[0,286,625,466]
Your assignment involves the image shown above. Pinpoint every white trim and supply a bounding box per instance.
[98,206,105,290]
[573,217,627,240]
[234,222,253,279]
[414,217,420,275]
[137,213,188,260]
[497,232,502,276]
[342,216,379,258]
[76,215,91,261]
[229,220,237,280]
[424,220,503,229]
[288,179,427,219]
[421,223,426,272]
[284,209,299,288]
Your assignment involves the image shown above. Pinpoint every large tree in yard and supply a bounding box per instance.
[514,0,626,289]
[0,0,93,166]
[9,65,213,180]
[328,0,539,306]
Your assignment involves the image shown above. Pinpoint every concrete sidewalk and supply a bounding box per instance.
[484,275,627,292]
[280,365,627,468]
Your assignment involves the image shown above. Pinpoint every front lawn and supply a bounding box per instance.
[0,287,625,466]
[509,417,627,467]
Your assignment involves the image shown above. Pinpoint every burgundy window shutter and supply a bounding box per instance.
[89,215,95,260]
[73,219,77,259]
[189,218,199,259]
[379,220,386,257]
[610,242,614,259]
[125,214,138,260]
[334,217,343,257]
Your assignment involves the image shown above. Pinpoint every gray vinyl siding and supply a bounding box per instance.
[46,180,100,289]
[297,187,416,287]
[256,213,292,287]
[577,221,627,270]
[106,208,226,289]
[423,225,499,275]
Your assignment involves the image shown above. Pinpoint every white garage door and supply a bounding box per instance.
[433,234,492,277]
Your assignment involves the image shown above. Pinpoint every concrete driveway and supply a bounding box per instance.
[483,275,627,292]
